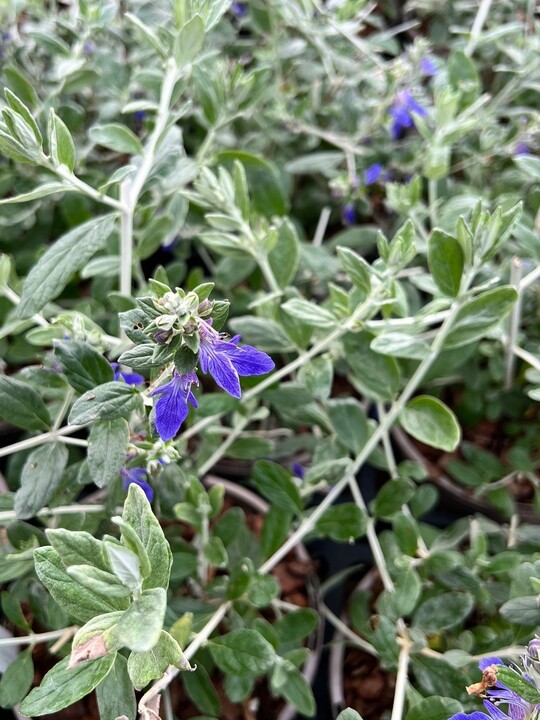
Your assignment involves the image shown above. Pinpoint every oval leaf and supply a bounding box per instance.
[400,396,461,452]
[443,286,518,349]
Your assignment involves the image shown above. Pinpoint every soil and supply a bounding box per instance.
[342,648,396,720]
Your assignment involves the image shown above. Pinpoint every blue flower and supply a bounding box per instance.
[389,90,427,140]
[111,362,144,386]
[151,371,199,441]
[231,2,247,16]
[292,463,305,479]
[364,163,383,185]
[342,203,356,225]
[420,56,437,76]
[448,714,492,720]
[120,467,154,501]
[515,141,529,156]
[198,322,274,399]
[134,110,146,122]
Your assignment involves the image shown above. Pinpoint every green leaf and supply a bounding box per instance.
[15,442,69,519]
[260,506,292,560]
[88,418,130,489]
[173,15,205,67]
[182,663,221,716]
[68,382,140,426]
[337,246,371,298]
[443,286,518,349]
[34,546,126,623]
[282,298,337,328]
[326,398,368,454]
[371,478,415,518]
[413,592,474,632]
[19,654,115,716]
[344,332,400,401]
[316,503,367,541]
[0,648,34,708]
[298,355,333,401]
[247,574,280,607]
[428,229,464,297]
[66,565,132,598]
[405,696,463,720]
[48,109,75,171]
[46,529,109,572]
[96,654,136,720]
[208,629,276,677]
[370,332,429,360]
[89,123,143,155]
[400,396,461,452]
[174,345,198,375]
[253,461,303,514]
[410,654,467,700]
[337,711,363,720]
[5,89,42,145]
[127,630,190,690]
[391,568,422,616]
[274,609,318,644]
[19,214,116,317]
[113,588,167,652]
[268,218,300,288]
[271,660,315,717]
[1,592,30,630]
[0,182,68,204]
[496,667,540,704]
[55,339,114,394]
[122,484,172,591]
[228,316,294,352]
[0,375,50,430]
[104,543,142,592]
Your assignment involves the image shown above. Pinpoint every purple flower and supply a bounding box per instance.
[83,40,96,54]
[111,362,144,386]
[389,90,427,140]
[515,141,529,156]
[231,2,247,16]
[151,371,199,441]
[364,163,383,185]
[292,463,305,479]
[420,56,437,76]
[134,110,146,122]
[198,322,275,399]
[342,204,356,225]
[120,467,154,501]
[448,714,492,720]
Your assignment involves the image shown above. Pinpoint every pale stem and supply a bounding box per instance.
[377,403,429,557]
[258,292,467,576]
[1,284,122,346]
[347,475,395,592]
[197,505,210,586]
[53,165,124,211]
[319,602,378,656]
[0,627,78,647]
[52,388,74,432]
[128,59,178,207]
[256,253,282,295]
[410,212,429,246]
[0,503,107,524]
[511,344,540,373]
[58,436,89,448]
[1,286,48,327]
[465,0,494,56]
[391,637,411,720]
[472,646,526,661]
[507,513,519,549]
[120,180,134,298]
[0,424,82,460]
[196,415,250,478]
[312,206,332,247]
[504,257,523,390]
[428,179,437,228]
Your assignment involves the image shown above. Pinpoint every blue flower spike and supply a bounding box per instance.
[151,371,199,442]
[198,321,275,399]
[120,467,154,502]
[364,163,383,186]
[389,90,427,140]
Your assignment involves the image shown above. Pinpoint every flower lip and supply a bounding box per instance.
[120,467,154,502]
[151,371,199,442]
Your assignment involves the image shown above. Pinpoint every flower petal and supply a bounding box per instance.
[207,352,241,398]
[154,385,189,441]
[225,344,275,376]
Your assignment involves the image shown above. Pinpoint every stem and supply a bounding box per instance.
[0,627,78,647]
[53,165,124,211]
[1,286,48,327]
[428,179,437,229]
[196,415,250,478]
[504,257,523,390]
[312,207,332,247]
[128,59,178,206]
[0,424,82,460]
[320,602,378,656]
[52,388,74,432]
[258,291,467,575]
[120,181,133,297]
[0,503,107,524]
[256,253,282,295]
[465,0,494,56]
[391,637,411,720]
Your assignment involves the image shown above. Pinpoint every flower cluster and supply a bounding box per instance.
[151,322,274,441]
[389,90,427,140]
[449,644,540,720]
